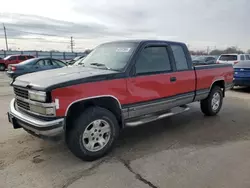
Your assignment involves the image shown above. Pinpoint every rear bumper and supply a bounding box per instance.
[6,71,20,78]
[8,99,65,137]
[233,78,250,86]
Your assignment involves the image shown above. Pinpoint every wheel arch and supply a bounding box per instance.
[65,95,123,131]
[210,79,225,97]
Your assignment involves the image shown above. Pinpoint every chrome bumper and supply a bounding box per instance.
[8,99,65,137]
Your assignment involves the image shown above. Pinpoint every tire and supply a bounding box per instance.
[0,64,6,71]
[66,106,120,161]
[200,86,223,116]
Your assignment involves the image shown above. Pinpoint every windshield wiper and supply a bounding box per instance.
[90,63,110,70]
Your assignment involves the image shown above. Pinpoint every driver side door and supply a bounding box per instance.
[126,44,177,118]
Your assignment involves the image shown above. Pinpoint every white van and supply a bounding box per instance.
[217,54,250,66]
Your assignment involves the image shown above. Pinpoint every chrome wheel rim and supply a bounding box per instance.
[211,92,221,111]
[82,119,111,152]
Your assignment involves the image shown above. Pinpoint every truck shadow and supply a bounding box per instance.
[232,86,250,93]
[5,99,249,164]
[114,100,250,161]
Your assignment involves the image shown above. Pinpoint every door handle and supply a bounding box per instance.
[170,77,177,82]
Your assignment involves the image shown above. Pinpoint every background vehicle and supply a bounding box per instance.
[217,54,250,66]
[8,40,233,161]
[6,57,67,79]
[71,56,86,66]
[0,55,34,71]
[192,56,217,65]
[233,61,250,87]
[67,55,86,65]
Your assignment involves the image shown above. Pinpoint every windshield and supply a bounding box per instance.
[18,58,37,65]
[219,55,237,61]
[80,42,138,71]
[73,57,86,65]
[3,55,12,60]
[193,56,206,61]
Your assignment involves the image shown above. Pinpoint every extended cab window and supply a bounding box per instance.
[170,45,189,71]
[135,46,171,75]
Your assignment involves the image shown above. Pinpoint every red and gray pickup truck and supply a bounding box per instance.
[8,40,233,161]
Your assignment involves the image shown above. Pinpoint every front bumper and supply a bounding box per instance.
[8,99,65,137]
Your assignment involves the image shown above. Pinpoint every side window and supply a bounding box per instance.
[18,56,26,60]
[52,59,66,66]
[135,46,171,75]
[246,55,250,60]
[206,57,215,62]
[240,55,245,61]
[170,45,189,71]
[44,59,52,66]
[37,60,45,66]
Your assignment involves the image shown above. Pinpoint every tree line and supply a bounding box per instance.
[190,47,250,56]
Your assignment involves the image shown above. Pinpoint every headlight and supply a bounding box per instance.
[28,90,46,102]
[30,104,55,116]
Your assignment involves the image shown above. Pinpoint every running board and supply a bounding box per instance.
[125,105,190,127]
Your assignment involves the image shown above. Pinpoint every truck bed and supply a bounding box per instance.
[194,63,234,96]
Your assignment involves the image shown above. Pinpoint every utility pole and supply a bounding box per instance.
[3,24,9,51]
[206,46,210,55]
[70,36,74,53]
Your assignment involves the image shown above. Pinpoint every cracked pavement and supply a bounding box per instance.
[1,72,250,188]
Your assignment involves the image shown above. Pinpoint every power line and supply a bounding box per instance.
[7,28,67,38]
[4,37,70,44]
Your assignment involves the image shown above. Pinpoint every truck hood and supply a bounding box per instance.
[13,66,119,91]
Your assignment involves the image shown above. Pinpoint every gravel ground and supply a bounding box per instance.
[1,72,250,188]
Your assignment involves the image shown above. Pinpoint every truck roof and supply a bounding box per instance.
[105,39,186,46]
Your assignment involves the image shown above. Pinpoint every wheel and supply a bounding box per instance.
[200,86,223,116]
[66,106,120,161]
[0,64,6,71]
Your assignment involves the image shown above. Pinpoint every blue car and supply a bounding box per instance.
[234,61,250,87]
[7,57,67,79]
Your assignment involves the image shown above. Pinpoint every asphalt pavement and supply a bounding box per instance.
[1,72,250,188]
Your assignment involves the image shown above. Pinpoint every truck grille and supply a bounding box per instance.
[14,87,29,99]
[16,98,30,110]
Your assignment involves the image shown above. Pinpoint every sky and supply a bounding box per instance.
[0,0,249,52]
